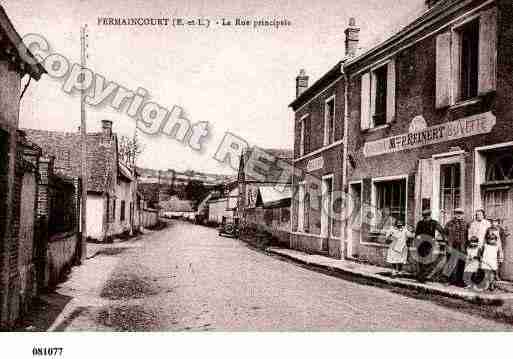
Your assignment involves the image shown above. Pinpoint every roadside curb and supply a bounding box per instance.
[266,247,513,306]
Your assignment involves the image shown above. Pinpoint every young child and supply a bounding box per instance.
[464,236,481,288]
[481,226,504,290]
[385,220,414,277]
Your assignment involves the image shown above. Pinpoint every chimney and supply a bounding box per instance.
[344,17,360,58]
[425,0,440,9]
[101,119,113,138]
[295,69,309,98]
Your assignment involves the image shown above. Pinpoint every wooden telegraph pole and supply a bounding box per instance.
[79,24,88,262]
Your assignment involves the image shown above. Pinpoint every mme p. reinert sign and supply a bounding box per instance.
[363,112,496,157]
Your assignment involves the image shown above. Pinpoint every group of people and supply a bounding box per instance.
[384,208,507,291]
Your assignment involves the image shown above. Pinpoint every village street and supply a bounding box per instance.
[19,220,513,331]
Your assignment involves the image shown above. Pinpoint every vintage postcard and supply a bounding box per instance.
[1,0,512,357]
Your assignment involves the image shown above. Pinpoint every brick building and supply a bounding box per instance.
[0,5,45,328]
[25,120,139,242]
[237,148,293,247]
[288,18,360,257]
[291,0,513,279]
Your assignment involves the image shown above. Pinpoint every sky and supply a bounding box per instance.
[6,0,425,175]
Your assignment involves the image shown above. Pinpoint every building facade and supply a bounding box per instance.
[25,120,139,242]
[288,19,360,258]
[291,0,513,279]
[237,147,293,246]
[0,5,45,328]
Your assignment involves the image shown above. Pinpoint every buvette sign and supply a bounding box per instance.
[363,112,496,157]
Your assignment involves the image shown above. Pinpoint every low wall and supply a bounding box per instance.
[141,209,158,228]
[46,232,78,287]
[290,233,342,258]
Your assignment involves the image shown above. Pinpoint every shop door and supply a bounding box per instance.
[439,163,462,226]
[482,149,513,280]
[483,186,513,279]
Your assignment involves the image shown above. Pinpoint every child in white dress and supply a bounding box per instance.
[464,236,481,288]
[385,220,414,276]
[481,227,504,290]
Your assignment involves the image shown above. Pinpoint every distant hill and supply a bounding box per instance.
[136,167,235,207]
[136,167,236,186]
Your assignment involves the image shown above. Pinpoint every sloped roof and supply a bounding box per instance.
[0,5,46,79]
[260,148,294,160]
[258,185,291,208]
[23,128,121,193]
[239,147,293,184]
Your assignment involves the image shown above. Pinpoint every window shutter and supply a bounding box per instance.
[478,7,497,95]
[386,59,396,123]
[415,158,433,223]
[407,173,416,226]
[360,73,371,130]
[436,32,452,108]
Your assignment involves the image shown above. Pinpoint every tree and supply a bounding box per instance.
[184,180,209,207]
[119,131,144,169]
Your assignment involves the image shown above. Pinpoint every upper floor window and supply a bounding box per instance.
[373,65,388,127]
[459,19,480,101]
[360,59,396,131]
[299,114,310,156]
[435,7,497,108]
[323,96,335,145]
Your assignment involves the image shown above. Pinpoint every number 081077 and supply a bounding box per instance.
[32,347,63,356]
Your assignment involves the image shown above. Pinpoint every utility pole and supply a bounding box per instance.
[79,24,88,262]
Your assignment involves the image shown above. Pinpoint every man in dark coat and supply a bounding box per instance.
[444,207,468,286]
[413,209,446,283]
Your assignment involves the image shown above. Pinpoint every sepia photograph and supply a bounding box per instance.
[1,0,513,357]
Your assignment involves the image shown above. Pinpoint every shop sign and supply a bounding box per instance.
[363,112,496,157]
[306,156,324,172]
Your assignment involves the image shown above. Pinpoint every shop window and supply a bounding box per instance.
[324,97,335,146]
[486,152,513,183]
[483,150,513,227]
[374,179,406,229]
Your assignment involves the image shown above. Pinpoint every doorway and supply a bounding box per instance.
[439,163,462,226]
[348,182,362,258]
[481,148,513,279]
[321,175,333,252]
